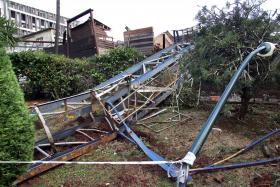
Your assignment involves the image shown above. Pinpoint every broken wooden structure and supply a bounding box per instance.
[45,9,114,58]
[173,24,202,43]
[154,31,174,51]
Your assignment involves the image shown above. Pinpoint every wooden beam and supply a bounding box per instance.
[15,133,117,185]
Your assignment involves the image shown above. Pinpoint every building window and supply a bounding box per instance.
[21,14,26,22]
[21,23,26,28]
[41,20,45,26]
[39,11,45,18]
[32,17,36,24]
[11,10,16,19]
[49,22,53,28]
[49,14,54,20]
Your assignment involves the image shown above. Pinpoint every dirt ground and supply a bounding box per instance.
[19,103,280,187]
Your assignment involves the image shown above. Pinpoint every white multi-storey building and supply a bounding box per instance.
[0,0,71,38]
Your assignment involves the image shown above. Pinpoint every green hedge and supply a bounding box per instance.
[10,51,96,99]
[91,47,144,79]
[10,47,144,99]
[0,48,34,186]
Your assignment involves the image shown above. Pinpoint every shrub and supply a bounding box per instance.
[0,48,34,186]
[89,47,144,80]
[10,47,144,100]
[10,51,96,99]
[178,82,197,108]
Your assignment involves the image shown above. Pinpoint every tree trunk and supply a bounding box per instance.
[238,87,251,119]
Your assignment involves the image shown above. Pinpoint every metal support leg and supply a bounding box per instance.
[177,42,274,186]
[35,107,57,153]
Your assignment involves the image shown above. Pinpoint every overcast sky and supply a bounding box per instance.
[13,0,280,40]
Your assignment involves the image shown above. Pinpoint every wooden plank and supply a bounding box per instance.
[71,23,92,41]
[128,38,153,45]
[15,133,117,184]
[34,107,57,153]
[97,40,114,48]
[124,32,154,40]
[129,41,154,48]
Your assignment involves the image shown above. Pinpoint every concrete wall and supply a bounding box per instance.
[0,0,8,17]
[1,0,74,37]
[9,29,56,53]
[0,0,4,17]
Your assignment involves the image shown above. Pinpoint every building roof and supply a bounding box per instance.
[67,9,111,30]
[94,19,111,30]
[72,19,111,31]
[19,28,55,40]
[163,31,174,42]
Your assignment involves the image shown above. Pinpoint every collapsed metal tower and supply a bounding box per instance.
[17,33,193,183]
[16,26,278,186]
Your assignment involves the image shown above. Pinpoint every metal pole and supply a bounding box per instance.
[177,42,272,187]
[163,33,166,49]
[55,0,60,54]
[66,22,70,57]
[34,107,57,153]
[173,31,176,43]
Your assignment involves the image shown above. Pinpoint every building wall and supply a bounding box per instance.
[0,1,4,16]
[22,29,56,44]
[0,0,75,38]
[0,0,8,17]
[8,29,56,53]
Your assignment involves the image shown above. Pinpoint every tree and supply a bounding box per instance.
[0,16,17,47]
[184,0,280,119]
[0,48,34,186]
